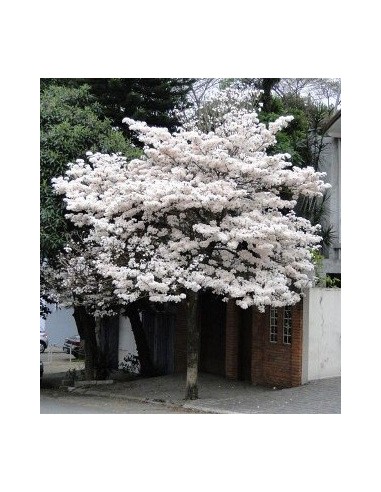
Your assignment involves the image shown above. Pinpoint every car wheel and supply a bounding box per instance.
[40,342,46,353]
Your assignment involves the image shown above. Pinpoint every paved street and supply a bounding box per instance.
[40,391,203,414]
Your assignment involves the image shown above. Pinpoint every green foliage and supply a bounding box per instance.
[40,79,194,261]
[41,78,195,138]
[311,251,340,288]
[40,84,140,261]
[40,84,138,178]
[257,95,330,168]
[325,275,341,288]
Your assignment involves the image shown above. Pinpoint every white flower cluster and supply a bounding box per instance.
[52,91,329,311]
[41,238,122,317]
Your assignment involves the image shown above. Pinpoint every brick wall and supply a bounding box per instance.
[251,302,303,388]
[172,296,304,388]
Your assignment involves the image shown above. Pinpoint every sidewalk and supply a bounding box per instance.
[41,349,340,414]
[70,373,340,414]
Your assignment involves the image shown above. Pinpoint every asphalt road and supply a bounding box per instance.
[40,391,202,414]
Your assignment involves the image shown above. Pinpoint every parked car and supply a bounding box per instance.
[40,329,49,353]
[63,335,84,358]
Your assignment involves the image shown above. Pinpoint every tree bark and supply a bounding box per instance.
[73,305,97,380]
[73,303,154,379]
[185,291,200,400]
[94,316,109,380]
[261,78,280,113]
[125,304,155,377]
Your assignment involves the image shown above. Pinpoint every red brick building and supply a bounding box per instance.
[143,292,304,388]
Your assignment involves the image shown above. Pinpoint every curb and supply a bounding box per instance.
[69,387,220,414]
[75,380,115,387]
[182,404,241,414]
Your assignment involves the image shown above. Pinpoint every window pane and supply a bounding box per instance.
[283,306,292,344]
[270,307,278,343]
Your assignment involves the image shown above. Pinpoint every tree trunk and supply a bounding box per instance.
[185,291,200,400]
[94,316,109,380]
[73,305,97,380]
[125,304,155,377]
[261,78,280,113]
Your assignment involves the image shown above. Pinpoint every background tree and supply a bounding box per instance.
[187,78,221,109]
[42,234,154,379]
[40,82,147,378]
[274,78,341,110]
[53,87,329,399]
[41,78,195,141]
[40,83,138,263]
[41,78,195,264]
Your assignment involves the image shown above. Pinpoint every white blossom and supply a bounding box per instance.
[52,88,329,311]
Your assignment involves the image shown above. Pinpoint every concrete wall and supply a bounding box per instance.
[118,315,138,366]
[302,288,341,381]
[43,305,78,346]
[319,132,341,276]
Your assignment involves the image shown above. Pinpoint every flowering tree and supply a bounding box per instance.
[53,88,329,398]
[42,235,155,379]
[42,237,115,379]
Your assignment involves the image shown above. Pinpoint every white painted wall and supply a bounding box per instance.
[43,305,78,346]
[303,288,341,381]
[118,315,138,366]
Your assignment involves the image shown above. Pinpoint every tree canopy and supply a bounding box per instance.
[52,87,329,312]
[41,78,195,138]
[40,83,139,264]
[47,83,331,395]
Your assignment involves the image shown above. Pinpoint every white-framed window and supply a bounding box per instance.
[283,306,292,345]
[270,306,278,343]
